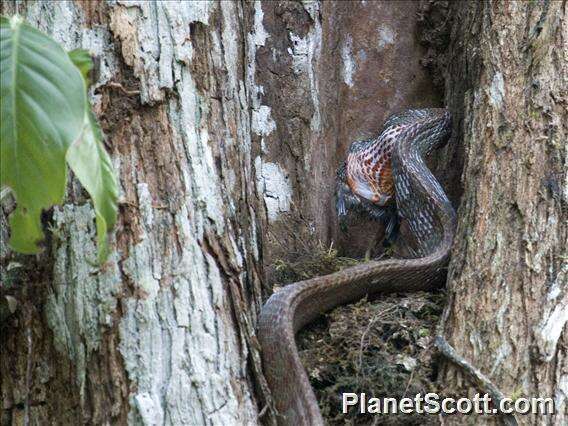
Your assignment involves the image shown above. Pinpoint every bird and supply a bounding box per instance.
[335,111,422,255]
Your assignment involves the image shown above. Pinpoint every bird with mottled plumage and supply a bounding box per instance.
[336,118,399,247]
[336,109,449,251]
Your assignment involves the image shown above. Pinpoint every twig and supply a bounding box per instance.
[402,368,416,399]
[357,314,379,382]
[107,82,140,96]
[356,305,397,384]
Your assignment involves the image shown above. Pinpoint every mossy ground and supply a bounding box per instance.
[271,244,445,425]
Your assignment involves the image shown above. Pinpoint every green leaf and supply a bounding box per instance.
[66,109,118,262]
[8,206,43,254]
[68,48,93,84]
[1,15,86,252]
[68,47,118,261]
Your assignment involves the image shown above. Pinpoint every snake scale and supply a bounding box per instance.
[258,109,456,425]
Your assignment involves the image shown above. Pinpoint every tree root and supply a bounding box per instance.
[435,335,519,426]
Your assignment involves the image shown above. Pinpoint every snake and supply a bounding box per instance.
[257,108,456,425]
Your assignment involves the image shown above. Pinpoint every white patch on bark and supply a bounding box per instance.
[252,0,269,46]
[547,277,562,301]
[489,72,505,108]
[175,80,225,232]
[341,35,355,87]
[290,0,322,132]
[0,196,13,259]
[288,32,310,75]
[533,260,567,362]
[309,18,322,134]
[534,302,568,362]
[255,157,292,222]
[490,340,512,376]
[109,1,214,104]
[555,374,568,414]
[23,1,119,111]
[377,24,395,49]
[468,331,484,359]
[184,0,211,23]
[490,233,505,275]
[82,26,120,103]
[21,1,75,48]
[247,1,269,111]
[137,183,154,229]
[490,282,516,374]
[252,105,277,136]
[134,393,162,426]
[245,0,271,260]
[248,3,276,156]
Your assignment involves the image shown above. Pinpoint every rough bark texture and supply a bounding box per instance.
[1,1,267,424]
[439,1,567,424]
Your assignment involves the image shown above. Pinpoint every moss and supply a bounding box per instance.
[272,243,362,285]
[509,387,524,402]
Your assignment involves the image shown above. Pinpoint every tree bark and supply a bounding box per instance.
[440,1,567,424]
[1,1,267,424]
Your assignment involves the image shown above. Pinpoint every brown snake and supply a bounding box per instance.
[258,109,456,425]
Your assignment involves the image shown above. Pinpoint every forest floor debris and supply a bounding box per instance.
[271,244,445,425]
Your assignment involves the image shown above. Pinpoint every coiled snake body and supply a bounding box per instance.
[258,109,456,425]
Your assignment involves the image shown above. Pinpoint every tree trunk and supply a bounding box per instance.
[439,1,567,424]
[1,1,267,424]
